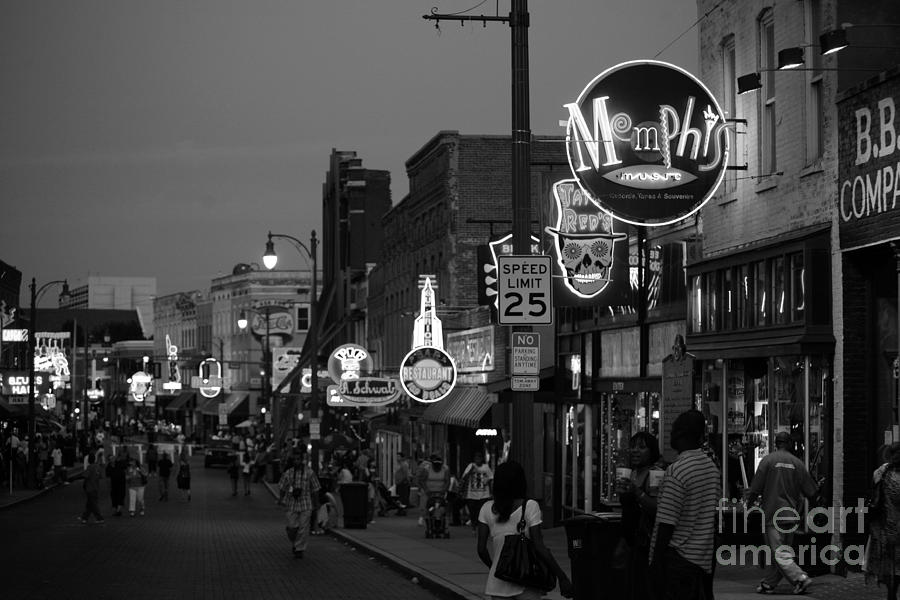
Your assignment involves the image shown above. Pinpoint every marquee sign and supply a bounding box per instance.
[400,277,457,403]
[564,60,729,226]
[0,372,51,397]
[250,307,294,337]
[335,377,402,406]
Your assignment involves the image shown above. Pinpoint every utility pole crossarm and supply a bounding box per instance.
[422,11,509,26]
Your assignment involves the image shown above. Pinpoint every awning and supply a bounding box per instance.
[421,386,495,429]
[200,392,249,416]
[0,397,28,418]
[164,391,196,412]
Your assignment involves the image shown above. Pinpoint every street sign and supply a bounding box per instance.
[497,255,553,325]
[511,376,539,391]
[191,376,226,388]
[511,332,540,376]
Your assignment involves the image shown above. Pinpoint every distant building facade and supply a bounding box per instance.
[59,276,156,338]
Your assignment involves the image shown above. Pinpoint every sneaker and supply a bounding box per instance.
[755,582,776,594]
[139,510,145,516]
[79,517,88,524]
[418,517,425,526]
[793,576,811,595]
[129,511,135,517]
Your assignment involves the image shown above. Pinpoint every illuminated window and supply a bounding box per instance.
[790,252,806,322]
[753,260,768,326]
[772,256,786,325]
[759,10,777,174]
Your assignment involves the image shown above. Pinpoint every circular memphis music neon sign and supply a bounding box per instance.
[564,60,729,226]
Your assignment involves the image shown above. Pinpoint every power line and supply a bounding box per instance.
[654,0,726,60]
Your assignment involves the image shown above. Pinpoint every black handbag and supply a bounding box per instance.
[493,499,557,592]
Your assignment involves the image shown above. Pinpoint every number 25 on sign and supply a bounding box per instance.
[497,255,553,325]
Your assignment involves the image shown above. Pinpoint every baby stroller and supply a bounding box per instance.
[424,492,450,539]
[375,481,406,517]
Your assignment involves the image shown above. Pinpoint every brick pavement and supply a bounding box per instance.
[0,455,444,600]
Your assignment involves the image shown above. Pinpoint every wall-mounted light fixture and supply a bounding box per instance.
[819,28,849,55]
[777,47,804,70]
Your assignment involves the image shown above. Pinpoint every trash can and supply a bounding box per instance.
[340,482,369,529]
[564,513,625,600]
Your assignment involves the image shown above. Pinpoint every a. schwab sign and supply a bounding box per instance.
[837,70,900,250]
[564,60,728,227]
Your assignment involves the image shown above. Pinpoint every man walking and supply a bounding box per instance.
[79,452,104,524]
[157,451,174,501]
[649,410,719,600]
[746,431,819,595]
[278,450,320,559]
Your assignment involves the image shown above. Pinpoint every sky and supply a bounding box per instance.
[0,0,699,302]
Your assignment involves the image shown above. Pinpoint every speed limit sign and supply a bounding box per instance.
[497,255,553,325]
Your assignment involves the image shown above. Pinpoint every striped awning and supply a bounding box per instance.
[421,386,494,429]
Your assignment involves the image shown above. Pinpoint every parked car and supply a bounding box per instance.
[204,440,235,468]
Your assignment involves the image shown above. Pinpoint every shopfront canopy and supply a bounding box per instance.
[200,392,249,416]
[421,386,495,429]
[164,391,196,412]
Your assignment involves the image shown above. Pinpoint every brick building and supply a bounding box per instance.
[694,0,900,555]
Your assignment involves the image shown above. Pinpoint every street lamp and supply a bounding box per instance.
[27,277,70,488]
[237,306,275,436]
[262,230,318,472]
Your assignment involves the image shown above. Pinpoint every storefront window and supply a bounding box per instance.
[704,272,719,332]
[772,256,786,325]
[690,274,703,333]
[790,252,805,322]
[722,268,734,330]
[737,265,749,329]
[753,261,767,326]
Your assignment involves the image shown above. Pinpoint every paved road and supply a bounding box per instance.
[0,457,443,600]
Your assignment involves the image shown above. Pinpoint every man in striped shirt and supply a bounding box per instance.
[650,410,720,600]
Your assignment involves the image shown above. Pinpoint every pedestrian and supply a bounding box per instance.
[864,441,900,599]
[79,452,104,524]
[51,442,67,485]
[462,451,493,529]
[649,410,719,600]
[616,431,664,600]
[126,458,148,516]
[157,451,174,501]
[36,435,49,482]
[106,451,128,516]
[277,450,321,559]
[476,460,574,599]
[240,448,254,495]
[745,430,818,595]
[417,453,450,527]
[447,471,463,526]
[394,452,412,515]
[227,453,240,496]
[145,443,158,475]
[176,449,191,502]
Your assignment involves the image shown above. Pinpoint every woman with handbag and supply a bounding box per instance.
[476,461,573,600]
[865,442,900,599]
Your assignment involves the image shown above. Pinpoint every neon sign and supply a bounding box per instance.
[399,278,457,403]
[163,334,182,391]
[328,344,372,383]
[198,358,223,398]
[128,371,153,402]
[545,179,628,298]
[564,60,729,226]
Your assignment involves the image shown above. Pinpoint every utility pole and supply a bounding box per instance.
[424,1,536,483]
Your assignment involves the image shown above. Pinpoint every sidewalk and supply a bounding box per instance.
[0,463,85,510]
[260,481,885,600]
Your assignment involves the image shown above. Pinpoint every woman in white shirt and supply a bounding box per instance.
[476,461,573,599]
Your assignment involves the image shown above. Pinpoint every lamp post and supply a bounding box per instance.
[238,307,273,437]
[263,230,318,472]
[27,277,69,488]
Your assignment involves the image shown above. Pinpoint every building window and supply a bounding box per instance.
[753,260,768,326]
[296,306,310,331]
[759,9,777,175]
[772,256,787,325]
[790,252,806,322]
[722,35,738,194]
[805,0,824,162]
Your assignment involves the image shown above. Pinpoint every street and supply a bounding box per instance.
[0,456,443,600]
